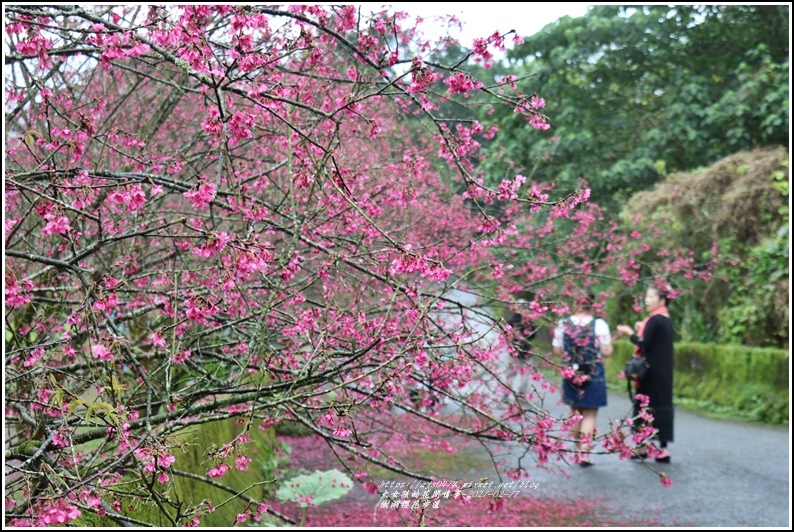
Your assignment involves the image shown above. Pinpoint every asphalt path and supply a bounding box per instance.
[438,288,791,527]
[463,388,791,528]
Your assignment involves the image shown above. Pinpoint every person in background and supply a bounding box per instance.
[505,306,535,360]
[552,290,613,466]
[616,284,675,463]
[504,299,537,399]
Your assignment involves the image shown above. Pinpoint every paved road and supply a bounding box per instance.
[439,288,791,527]
[456,387,791,527]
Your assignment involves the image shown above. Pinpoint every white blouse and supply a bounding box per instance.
[551,315,612,349]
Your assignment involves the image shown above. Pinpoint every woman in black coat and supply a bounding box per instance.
[617,285,674,462]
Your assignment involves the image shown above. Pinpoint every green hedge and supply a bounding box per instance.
[606,341,789,425]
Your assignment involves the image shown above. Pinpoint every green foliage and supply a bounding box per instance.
[614,147,789,347]
[487,4,789,207]
[717,225,789,346]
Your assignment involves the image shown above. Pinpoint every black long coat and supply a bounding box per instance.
[630,314,675,443]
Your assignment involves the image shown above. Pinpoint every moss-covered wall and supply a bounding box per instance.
[72,417,279,527]
[606,340,789,425]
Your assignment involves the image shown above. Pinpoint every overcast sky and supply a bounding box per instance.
[358,3,592,46]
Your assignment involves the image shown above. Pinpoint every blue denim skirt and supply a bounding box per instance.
[562,362,607,408]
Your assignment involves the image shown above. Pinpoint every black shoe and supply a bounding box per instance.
[655,455,671,463]
[579,460,594,467]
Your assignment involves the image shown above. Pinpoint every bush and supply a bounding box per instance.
[606,341,788,425]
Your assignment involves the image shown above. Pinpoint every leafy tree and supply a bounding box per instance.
[486,4,789,207]
[4,5,712,527]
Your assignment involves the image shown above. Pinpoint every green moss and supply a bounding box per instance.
[275,419,315,437]
[607,340,788,425]
[170,419,278,526]
[73,417,279,527]
[71,511,116,527]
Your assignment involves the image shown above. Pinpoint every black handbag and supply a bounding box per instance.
[624,356,649,401]
[624,356,649,382]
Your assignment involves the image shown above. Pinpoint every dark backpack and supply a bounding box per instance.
[562,318,599,383]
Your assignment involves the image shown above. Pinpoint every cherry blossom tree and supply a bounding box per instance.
[4,5,713,526]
